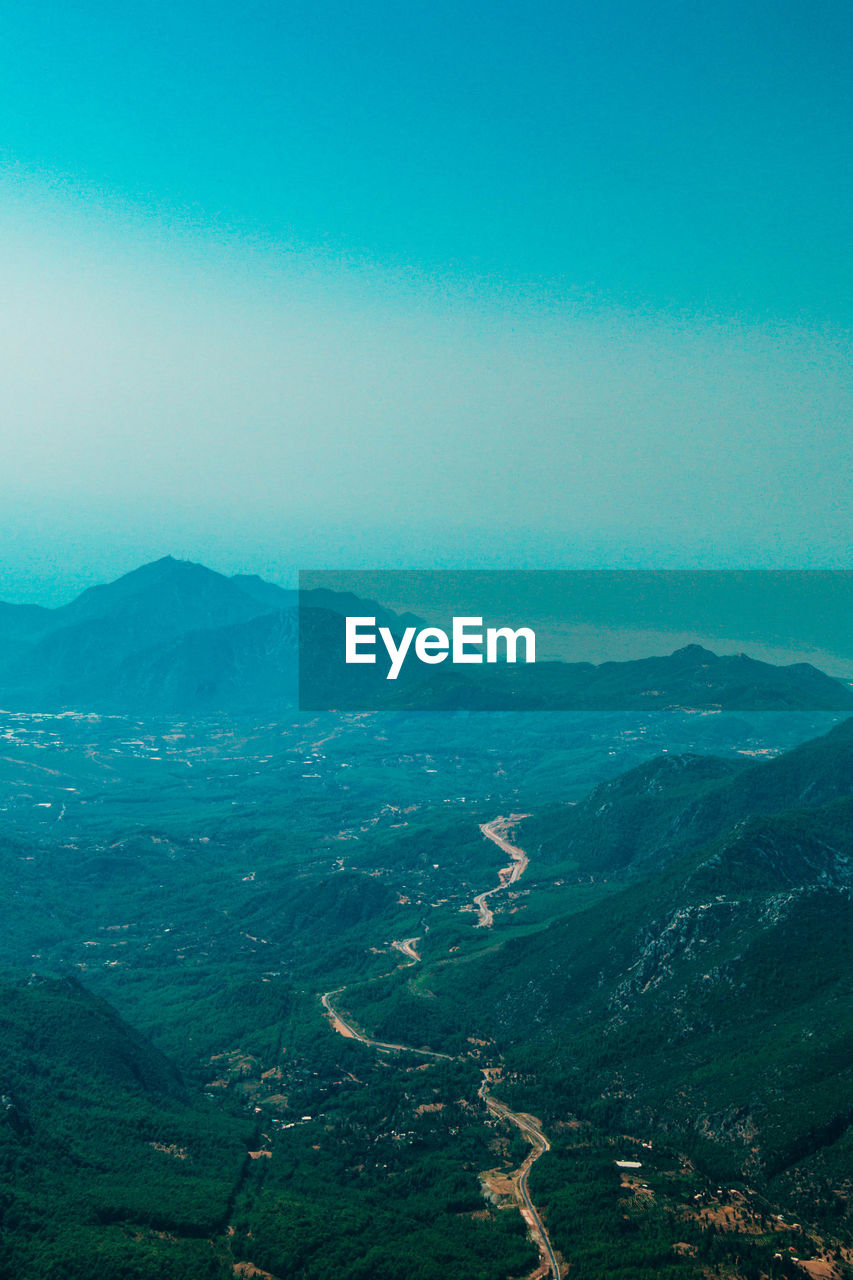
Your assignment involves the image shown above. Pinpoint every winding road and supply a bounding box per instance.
[473,816,530,927]
[480,1082,560,1280]
[319,816,560,1280]
[390,936,421,963]
[319,986,451,1060]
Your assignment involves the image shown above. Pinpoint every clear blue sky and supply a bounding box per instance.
[0,0,850,600]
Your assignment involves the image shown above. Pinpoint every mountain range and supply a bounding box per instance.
[1,557,851,714]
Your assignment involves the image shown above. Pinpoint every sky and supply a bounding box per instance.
[0,0,850,603]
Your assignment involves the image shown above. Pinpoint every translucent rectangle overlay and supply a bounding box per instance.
[298,570,853,712]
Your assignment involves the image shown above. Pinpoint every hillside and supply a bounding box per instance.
[522,715,853,876]
[346,720,853,1230]
[0,975,251,1279]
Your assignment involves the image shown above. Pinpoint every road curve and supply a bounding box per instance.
[390,936,421,964]
[320,987,451,1060]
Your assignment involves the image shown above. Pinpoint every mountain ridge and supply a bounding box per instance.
[1,558,851,714]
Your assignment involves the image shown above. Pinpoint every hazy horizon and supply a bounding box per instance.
[1,2,850,604]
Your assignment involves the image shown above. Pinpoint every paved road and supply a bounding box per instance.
[320,816,560,1278]
[480,1081,560,1280]
[474,816,531,926]
[390,937,421,963]
[320,987,451,1060]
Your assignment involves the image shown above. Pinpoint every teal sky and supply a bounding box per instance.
[0,1,850,601]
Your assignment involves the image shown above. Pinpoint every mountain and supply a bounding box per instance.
[0,557,286,703]
[300,586,426,632]
[0,600,53,669]
[0,975,250,1279]
[2,561,851,715]
[0,559,423,711]
[372,642,853,712]
[0,558,256,699]
[349,718,853,1223]
[51,556,270,629]
[230,572,297,611]
[96,607,300,711]
[523,714,853,876]
[0,600,52,639]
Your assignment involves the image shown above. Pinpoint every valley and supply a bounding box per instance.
[0,561,851,1279]
[2,702,850,1279]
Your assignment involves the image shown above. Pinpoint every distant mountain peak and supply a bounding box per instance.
[130,555,213,578]
[670,643,719,660]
